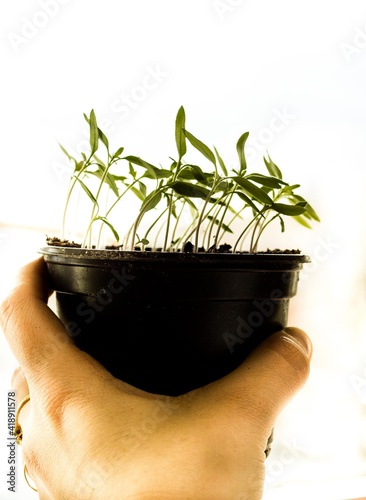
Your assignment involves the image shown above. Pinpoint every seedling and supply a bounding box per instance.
[54,106,319,252]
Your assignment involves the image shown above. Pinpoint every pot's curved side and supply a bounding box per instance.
[41,247,308,395]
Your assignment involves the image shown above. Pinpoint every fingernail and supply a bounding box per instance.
[281,327,313,361]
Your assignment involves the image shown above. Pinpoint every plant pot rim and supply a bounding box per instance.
[40,246,311,269]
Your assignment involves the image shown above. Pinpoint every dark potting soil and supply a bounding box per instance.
[45,236,301,255]
[46,236,82,248]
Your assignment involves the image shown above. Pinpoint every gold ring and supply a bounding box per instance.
[24,464,38,492]
[14,394,30,445]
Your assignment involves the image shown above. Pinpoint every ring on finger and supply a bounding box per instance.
[14,394,30,445]
[24,464,38,492]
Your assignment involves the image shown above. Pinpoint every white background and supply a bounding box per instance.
[1,1,366,498]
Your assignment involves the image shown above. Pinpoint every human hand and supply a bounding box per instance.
[0,257,312,499]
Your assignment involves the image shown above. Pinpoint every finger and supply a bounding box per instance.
[0,257,131,406]
[12,367,31,442]
[12,367,29,404]
[11,368,31,447]
[200,327,312,432]
[0,257,79,378]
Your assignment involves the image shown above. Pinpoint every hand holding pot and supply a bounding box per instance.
[0,257,312,499]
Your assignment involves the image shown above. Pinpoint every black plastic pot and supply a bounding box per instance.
[40,247,309,396]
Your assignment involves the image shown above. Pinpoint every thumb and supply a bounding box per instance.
[205,327,312,435]
[245,327,312,423]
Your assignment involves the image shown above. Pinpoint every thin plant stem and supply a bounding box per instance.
[163,157,190,251]
[250,209,270,253]
[85,157,114,247]
[193,177,227,252]
[233,212,263,253]
[96,175,145,247]
[144,205,170,247]
[61,157,92,241]
[251,212,280,253]
[130,188,167,250]
[174,214,199,250]
[204,203,223,250]
[168,198,186,251]
[216,203,246,246]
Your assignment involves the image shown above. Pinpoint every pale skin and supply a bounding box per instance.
[0,257,312,499]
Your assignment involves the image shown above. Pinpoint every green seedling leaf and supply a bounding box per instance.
[59,143,76,163]
[170,160,178,172]
[185,197,199,214]
[175,169,195,180]
[170,181,212,199]
[123,155,157,179]
[94,216,119,242]
[233,177,273,205]
[88,167,119,197]
[112,175,127,182]
[74,175,99,207]
[295,200,308,208]
[100,168,119,196]
[128,162,137,179]
[236,132,249,173]
[138,181,147,198]
[97,128,109,150]
[143,168,173,179]
[140,191,162,213]
[75,160,85,172]
[307,208,320,222]
[113,146,124,159]
[136,237,149,246]
[84,111,109,151]
[130,186,146,202]
[93,155,106,168]
[246,173,287,189]
[235,191,261,213]
[175,106,187,159]
[293,214,313,228]
[290,195,321,221]
[213,146,228,176]
[178,167,213,184]
[264,154,282,179]
[207,216,234,233]
[171,202,178,219]
[214,180,230,192]
[88,109,99,155]
[281,184,301,194]
[271,202,307,216]
[183,129,216,166]
[183,165,210,184]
